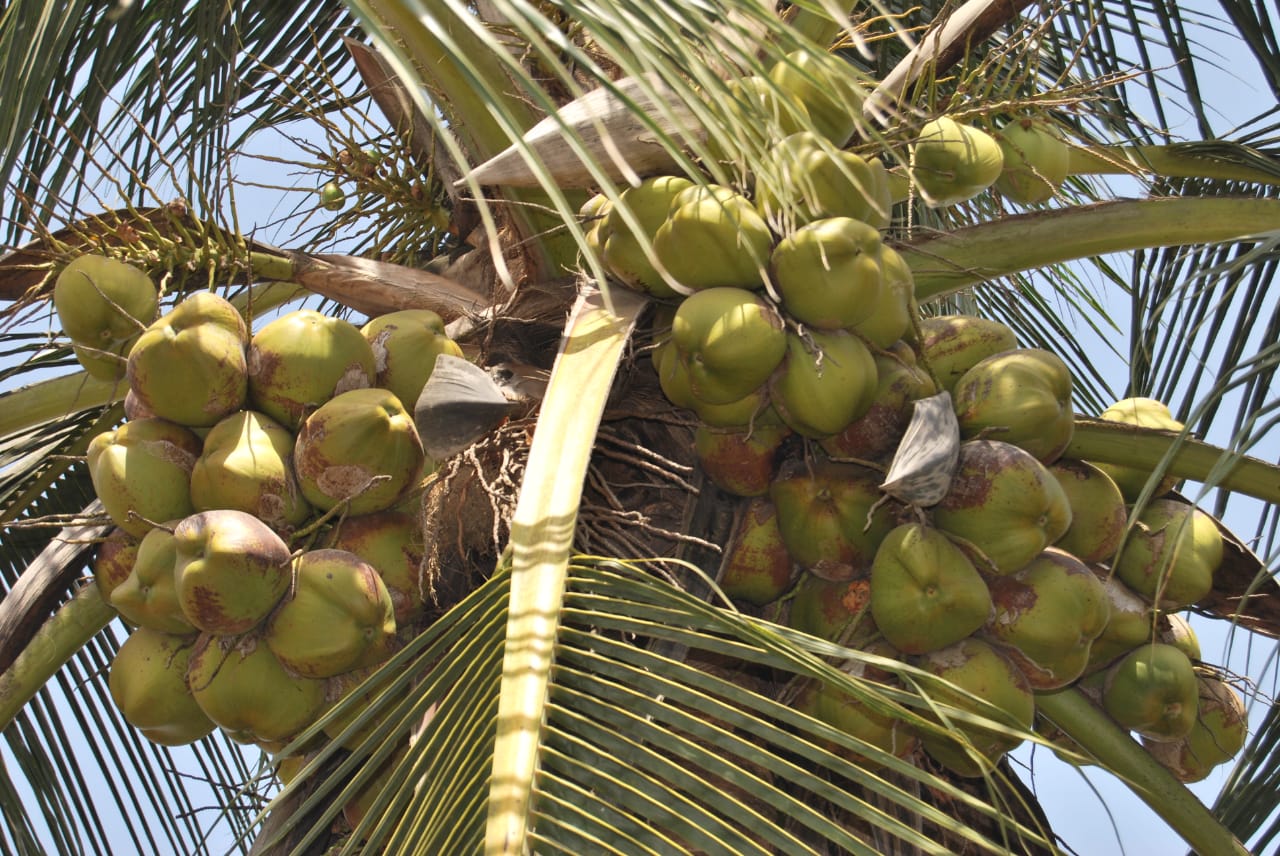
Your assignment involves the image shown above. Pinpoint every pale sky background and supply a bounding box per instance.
[4,2,1280,854]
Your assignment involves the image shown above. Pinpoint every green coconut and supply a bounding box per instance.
[918,315,1019,392]
[770,328,878,438]
[331,510,429,624]
[110,524,197,635]
[265,549,398,678]
[172,509,294,635]
[982,548,1111,689]
[910,117,1005,207]
[1085,575,1157,673]
[932,440,1072,575]
[718,497,796,606]
[599,175,695,298]
[54,254,159,376]
[1143,676,1247,782]
[1159,612,1202,662]
[771,217,886,330]
[1113,498,1224,609]
[850,245,914,349]
[86,418,202,538]
[93,527,140,604]
[653,338,697,410]
[952,348,1074,462]
[704,75,813,167]
[820,348,937,462]
[247,309,377,430]
[994,118,1071,205]
[1047,459,1128,563]
[651,188,773,291]
[190,410,311,530]
[796,648,917,767]
[755,132,892,229]
[916,638,1035,776]
[1102,642,1199,742]
[293,388,428,515]
[126,291,249,427]
[1091,397,1185,501]
[108,627,215,746]
[870,523,993,655]
[361,309,464,411]
[767,49,865,145]
[670,287,787,405]
[786,573,876,645]
[769,460,896,580]
[323,665,410,751]
[186,634,328,744]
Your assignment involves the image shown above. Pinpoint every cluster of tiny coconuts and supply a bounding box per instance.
[55,255,464,811]
[578,63,1243,780]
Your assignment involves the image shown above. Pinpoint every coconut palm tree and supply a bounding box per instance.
[1,0,1279,854]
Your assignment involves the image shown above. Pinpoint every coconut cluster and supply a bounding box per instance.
[573,69,1242,780]
[56,262,465,775]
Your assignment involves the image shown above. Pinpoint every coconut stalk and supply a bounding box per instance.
[1036,687,1250,856]
[902,197,1280,302]
[485,283,648,856]
[1064,419,1280,506]
[0,583,115,731]
[1067,143,1280,187]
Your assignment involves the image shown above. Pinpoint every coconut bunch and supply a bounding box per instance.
[592,179,1239,777]
[54,256,469,775]
[655,300,1243,779]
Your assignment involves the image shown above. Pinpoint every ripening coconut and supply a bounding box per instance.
[108,627,214,746]
[126,291,249,427]
[86,418,202,538]
[265,549,398,679]
[247,309,376,430]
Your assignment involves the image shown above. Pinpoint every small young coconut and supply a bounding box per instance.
[670,287,787,405]
[931,440,1072,576]
[186,634,328,745]
[910,117,1005,207]
[87,418,202,538]
[995,118,1071,204]
[360,309,464,411]
[172,510,295,635]
[54,254,159,377]
[190,410,311,531]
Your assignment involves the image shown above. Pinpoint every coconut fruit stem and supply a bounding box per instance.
[902,197,1280,302]
[1036,687,1250,856]
[1065,419,1280,506]
[1067,144,1280,187]
[0,584,115,731]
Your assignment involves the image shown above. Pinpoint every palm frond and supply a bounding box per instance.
[257,559,1059,856]
[0,1,362,241]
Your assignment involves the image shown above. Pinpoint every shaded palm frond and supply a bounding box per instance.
[255,559,1058,856]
